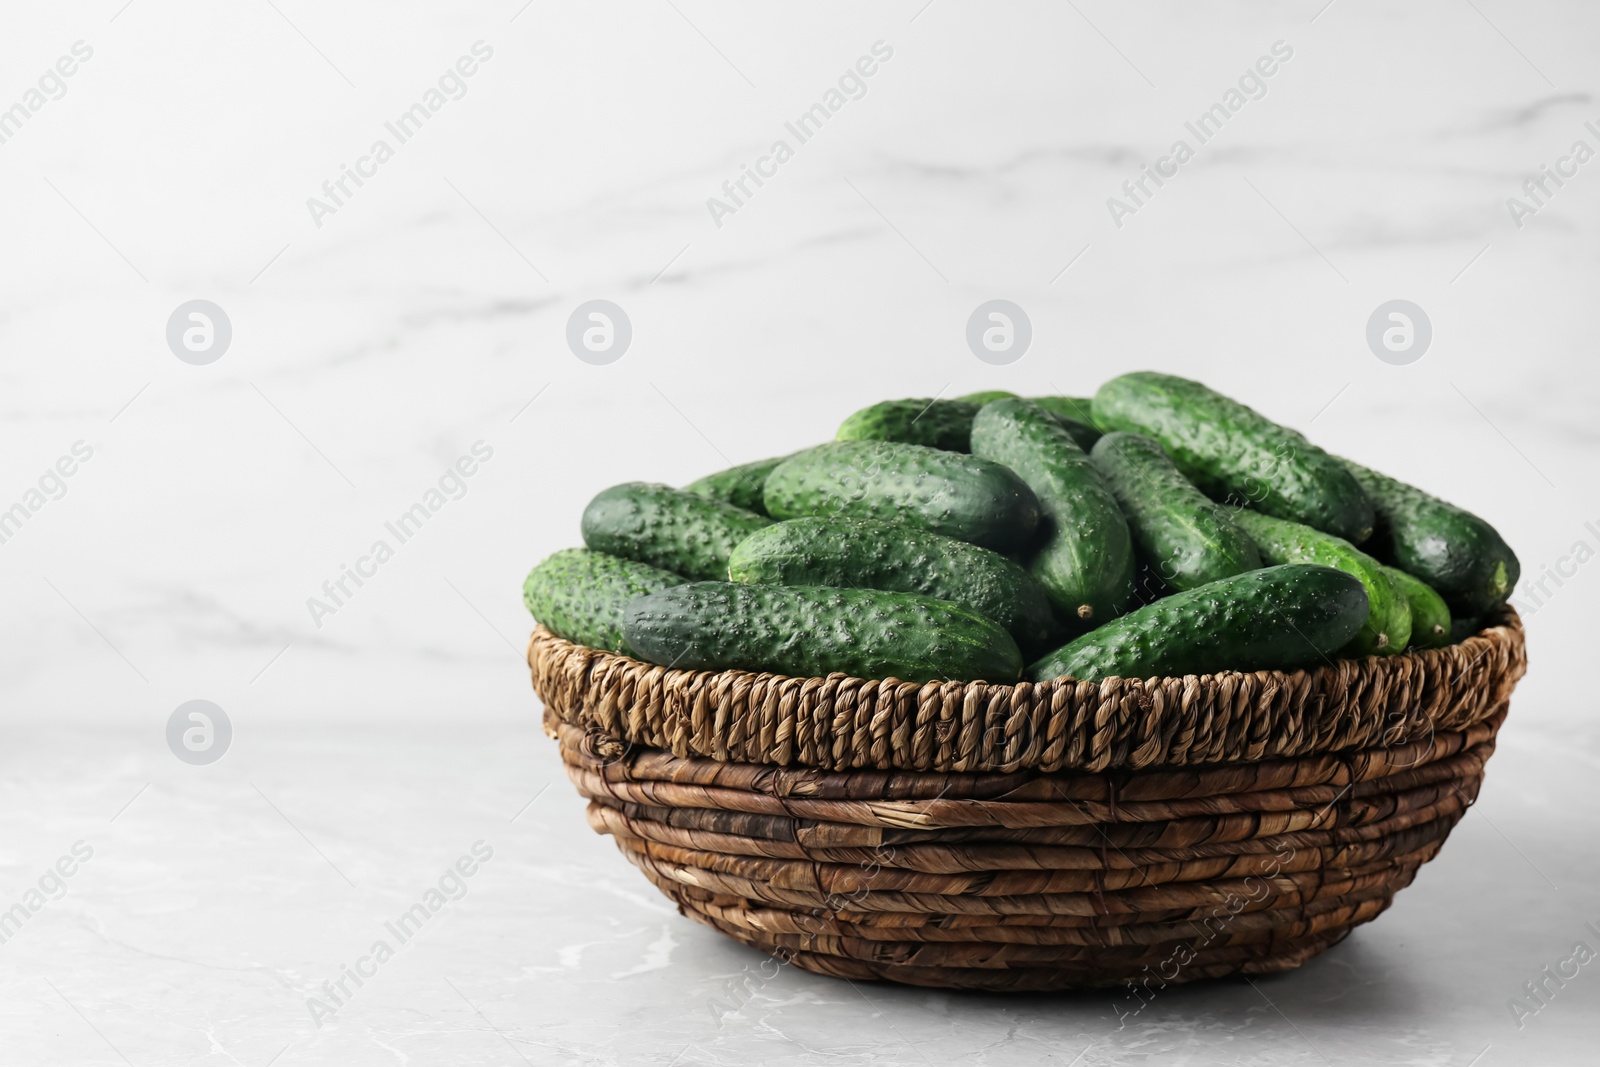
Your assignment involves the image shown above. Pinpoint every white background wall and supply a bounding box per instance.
[2,2,1593,733]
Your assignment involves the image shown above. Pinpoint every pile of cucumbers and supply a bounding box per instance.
[524,373,1519,684]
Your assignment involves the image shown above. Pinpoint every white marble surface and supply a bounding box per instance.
[3,724,1599,1066]
[1,1,1598,1063]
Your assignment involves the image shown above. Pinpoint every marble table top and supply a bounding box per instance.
[2,719,1596,1066]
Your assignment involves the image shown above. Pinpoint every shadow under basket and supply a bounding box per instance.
[528,609,1527,992]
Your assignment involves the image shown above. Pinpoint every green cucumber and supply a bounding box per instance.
[1029,396,1102,450]
[956,390,1018,405]
[1449,615,1485,644]
[1093,373,1374,543]
[1341,459,1520,616]
[836,399,979,452]
[581,482,770,581]
[728,517,1057,652]
[522,548,681,654]
[623,582,1023,683]
[763,440,1039,553]
[969,398,1135,624]
[1031,395,1096,421]
[842,394,1098,452]
[1090,432,1262,591]
[1231,509,1410,656]
[684,453,794,515]
[1382,565,1451,649]
[1028,564,1370,681]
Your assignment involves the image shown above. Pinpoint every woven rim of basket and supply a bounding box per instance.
[527,608,1526,774]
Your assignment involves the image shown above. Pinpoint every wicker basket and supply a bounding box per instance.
[529,609,1526,991]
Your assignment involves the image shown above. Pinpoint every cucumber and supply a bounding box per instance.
[1231,509,1410,656]
[1382,565,1451,649]
[684,453,794,515]
[842,395,1099,452]
[581,482,770,581]
[959,391,1097,422]
[1449,615,1485,644]
[836,399,979,452]
[1030,396,1102,450]
[728,516,1057,652]
[1093,373,1374,543]
[1031,395,1096,421]
[969,398,1135,624]
[1341,459,1520,616]
[1028,565,1370,681]
[522,548,681,654]
[763,440,1039,553]
[956,389,1018,404]
[623,582,1023,683]
[1090,432,1262,591]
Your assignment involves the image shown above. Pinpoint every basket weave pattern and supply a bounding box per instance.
[530,611,1525,990]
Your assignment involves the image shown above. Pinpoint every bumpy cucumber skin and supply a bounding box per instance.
[763,440,1040,553]
[836,399,980,452]
[728,516,1057,652]
[1091,432,1262,591]
[853,393,1098,451]
[970,399,1135,625]
[1094,373,1375,543]
[684,453,793,515]
[1028,564,1369,682]
[522,548,681,655]
[623,582,1023,683]
[1342,459,1520,616]
[1032,396,1095,419]
[1029,396,1102,450]
[1232,509,1410,656]
[581,482,771,582]
[1382,565,1451,649]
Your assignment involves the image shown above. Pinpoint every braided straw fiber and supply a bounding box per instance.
[530,610,1525,990]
